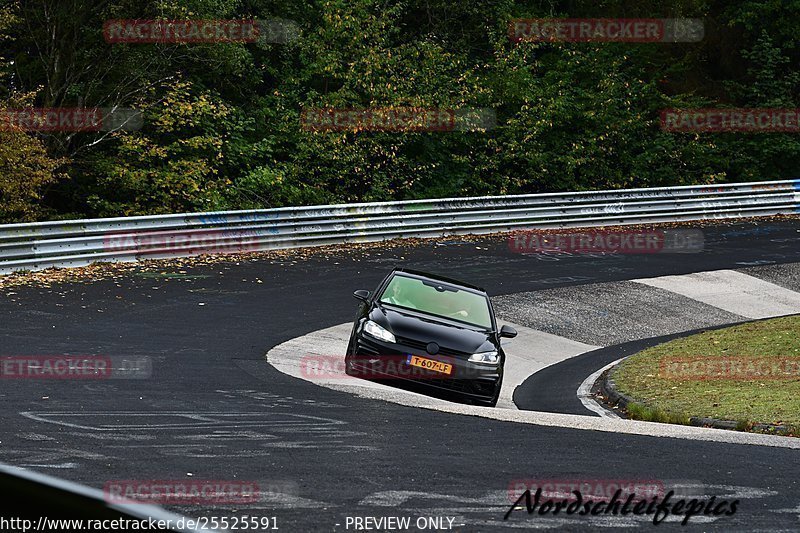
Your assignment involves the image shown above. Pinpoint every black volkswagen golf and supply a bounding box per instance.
[345,268,517,407]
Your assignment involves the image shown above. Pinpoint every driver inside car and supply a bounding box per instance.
[383,282,414,308]
[443,295,472,319]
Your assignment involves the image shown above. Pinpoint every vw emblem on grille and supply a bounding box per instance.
[426,342,439,355]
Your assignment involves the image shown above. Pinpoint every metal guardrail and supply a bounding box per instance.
[1,179,798,275]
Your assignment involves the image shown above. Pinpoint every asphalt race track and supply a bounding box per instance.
[1,219,800,531]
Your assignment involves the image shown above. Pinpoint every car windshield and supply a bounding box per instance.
[379,274,492,329]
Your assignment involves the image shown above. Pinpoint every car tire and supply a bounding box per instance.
[344,355,358,377]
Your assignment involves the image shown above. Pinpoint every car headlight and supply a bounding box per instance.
[363,320,396,344]
[468,350,499,365]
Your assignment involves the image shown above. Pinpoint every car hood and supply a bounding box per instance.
[370,305,495,354]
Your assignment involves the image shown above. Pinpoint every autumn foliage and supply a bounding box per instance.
[0,0,798,221]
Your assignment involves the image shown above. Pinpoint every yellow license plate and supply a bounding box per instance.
[406,355,453,375]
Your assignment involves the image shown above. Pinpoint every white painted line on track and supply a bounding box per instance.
[633,270,800,319]
[18,463,78,469]
[577,357,625,419]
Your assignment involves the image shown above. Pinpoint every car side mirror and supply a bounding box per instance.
[499,325,517,338]
[353,290,370,302]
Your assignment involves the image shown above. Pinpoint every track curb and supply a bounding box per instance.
[598,356,795,436]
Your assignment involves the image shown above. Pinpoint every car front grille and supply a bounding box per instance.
[394,336,472,358]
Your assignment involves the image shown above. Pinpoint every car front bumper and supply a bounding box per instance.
[349,333,502,400]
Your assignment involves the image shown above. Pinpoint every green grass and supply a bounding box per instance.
[614,315,800,434]
[624,402,691,425]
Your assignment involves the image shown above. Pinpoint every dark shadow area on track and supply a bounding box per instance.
[512,321,759,415]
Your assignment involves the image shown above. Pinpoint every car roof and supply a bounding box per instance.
[391,268,487,294]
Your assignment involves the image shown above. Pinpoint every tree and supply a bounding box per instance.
[0,3,64,222]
